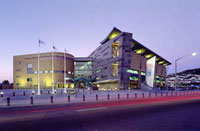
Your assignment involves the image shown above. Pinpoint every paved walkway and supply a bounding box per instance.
[0,89,199,108]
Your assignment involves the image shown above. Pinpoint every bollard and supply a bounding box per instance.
[161,92,163,97]
[23,91,25,96]
[96,94,98,100]
[7,97,10,106]
[127,94,129,99]
[68,95,70,102]
[78,89,79,92]
[13,92,15,96]
[149,93,151,98]
[155,93,157,97]
[135,93,137,98]
[30,96,33,104]
[48,90,50,94]
[118,94,120,99]
[61,90,63,94]
[107,94,110,100]
[51,96,53,103]
[142,93,144,98]
[83,95,85,101]
[83,89,85,92]
[41,91,43,94]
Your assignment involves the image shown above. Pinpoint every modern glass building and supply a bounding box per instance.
[13,27,171,90]
[74,57,93,79]
[74,57,93,88]
[89,27,171,90]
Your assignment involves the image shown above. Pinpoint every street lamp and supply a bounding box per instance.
[175,52,197,91]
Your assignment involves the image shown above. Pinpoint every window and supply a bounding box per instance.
[101,75,108,79]
[16,61,21,64]
[27,64,32,68]
[112,42,119,58]
[103,52,108,56]
[27,64,33,74]
[27,78,32,82]
[112,62,118,77]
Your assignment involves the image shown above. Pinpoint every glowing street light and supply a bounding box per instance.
[192,52,197,56]
[175,52,197,91]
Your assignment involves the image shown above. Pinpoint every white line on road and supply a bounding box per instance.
[77,107,107,112]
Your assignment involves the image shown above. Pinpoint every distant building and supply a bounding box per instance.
[13,52,74,89]
[13,27,171,90]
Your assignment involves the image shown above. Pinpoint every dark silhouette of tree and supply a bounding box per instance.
[2,80,10,85]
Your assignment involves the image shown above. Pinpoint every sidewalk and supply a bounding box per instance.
[0,89,199,108]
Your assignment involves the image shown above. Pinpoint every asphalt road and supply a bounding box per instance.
[1,98,200,131]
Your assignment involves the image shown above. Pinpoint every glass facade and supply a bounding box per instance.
[74,61,92,78]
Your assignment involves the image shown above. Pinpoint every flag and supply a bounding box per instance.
[39,39,45,45]
[53,46,57,50]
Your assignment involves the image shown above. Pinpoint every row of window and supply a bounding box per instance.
[100,46,110,54]
[74,71,92,75]
[95,66,107,74]
[33,70,74,74]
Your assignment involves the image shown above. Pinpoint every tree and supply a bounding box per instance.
[2,80,10,85]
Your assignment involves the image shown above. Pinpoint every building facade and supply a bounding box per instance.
[13,52,74,89]
[13,27,171,90]
[89,27,171,90]
[74,57,93,88]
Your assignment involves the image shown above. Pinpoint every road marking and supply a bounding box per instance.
[77,107,107,112]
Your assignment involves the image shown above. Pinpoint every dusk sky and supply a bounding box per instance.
[0,0,200,83]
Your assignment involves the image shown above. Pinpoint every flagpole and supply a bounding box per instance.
[64,49,67,93]
[37,42,41,95]
[52,50,55,94]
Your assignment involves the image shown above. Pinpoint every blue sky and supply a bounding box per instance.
[0,0,200,82]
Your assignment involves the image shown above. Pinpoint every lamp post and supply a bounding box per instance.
[175,52,197,91]
[64,49,67,93]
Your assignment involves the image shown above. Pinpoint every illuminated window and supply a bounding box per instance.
[136,49,145,54]
[129,77,138,81]
[127,69,138,74]
[112,62,118,77]
[112,42,119,58]
[141,72,145,76]
[145,54,153,58]
[108,31,120,40]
